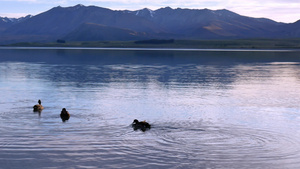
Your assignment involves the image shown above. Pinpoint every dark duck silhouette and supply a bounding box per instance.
[132,119,151,131]
[60,108,70,122]
[33,100,44,112]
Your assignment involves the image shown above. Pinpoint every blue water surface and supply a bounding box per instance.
[0,48,300,169]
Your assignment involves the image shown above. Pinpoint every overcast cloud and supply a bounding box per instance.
[0,0,299,23]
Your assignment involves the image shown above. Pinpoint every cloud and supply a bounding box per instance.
[222,0,300,22]
[0,12,30,18]
[0,0,37,1]
[0,0,68,3]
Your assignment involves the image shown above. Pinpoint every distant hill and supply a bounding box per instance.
[0,15,31,32]
[63,23,150,41]
[0,4,300,44]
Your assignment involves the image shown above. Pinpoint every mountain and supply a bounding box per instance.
[63,23,150,41]
[0,15,31,32]
[4,5,161,36]
[277,20,300,37]
[133,7,284,39]
[0,4,299,44]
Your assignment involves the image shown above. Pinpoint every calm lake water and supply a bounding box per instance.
[0,47,300,169]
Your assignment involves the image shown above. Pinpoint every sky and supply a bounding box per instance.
[0,0,299,23]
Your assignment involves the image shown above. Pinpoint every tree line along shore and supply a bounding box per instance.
[3,39,300,49]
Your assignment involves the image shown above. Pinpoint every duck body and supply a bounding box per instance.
[60,108,70,122]
[33,100,44,112]
[132,119,151,131]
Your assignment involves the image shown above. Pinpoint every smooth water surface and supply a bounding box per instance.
[1,48,300,169]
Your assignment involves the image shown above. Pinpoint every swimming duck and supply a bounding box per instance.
[60,108,70,122]
[33,100,44,112]
[132,119,151,131]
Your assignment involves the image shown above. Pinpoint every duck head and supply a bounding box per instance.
[61,108,67,113]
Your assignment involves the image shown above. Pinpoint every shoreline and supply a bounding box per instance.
[2,39,300,50]
[1,46,300,52]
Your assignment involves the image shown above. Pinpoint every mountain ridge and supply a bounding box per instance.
[0,4,299,44]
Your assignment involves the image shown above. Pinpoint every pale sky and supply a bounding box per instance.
[0,0,299,23]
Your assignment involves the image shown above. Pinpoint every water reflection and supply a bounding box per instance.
[1,49,300,85]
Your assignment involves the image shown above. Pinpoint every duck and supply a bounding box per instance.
[33,99,44,112]
[60,108,70,122]
[132,119,151,131]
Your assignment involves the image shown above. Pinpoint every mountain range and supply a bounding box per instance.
[0,4,300,44]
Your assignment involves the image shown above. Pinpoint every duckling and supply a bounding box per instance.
[33,99,44,112]
[132,119,151,131]
[60,108,70,122]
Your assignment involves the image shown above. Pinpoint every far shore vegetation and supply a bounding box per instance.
[3,38,300,49]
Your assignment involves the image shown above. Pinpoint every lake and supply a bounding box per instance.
[0,47,300,169]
